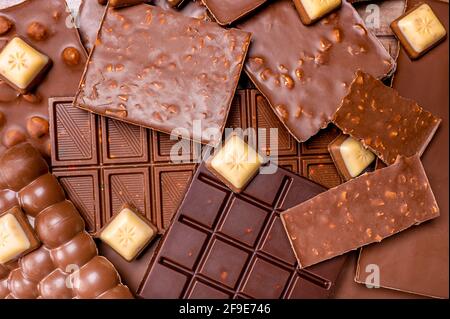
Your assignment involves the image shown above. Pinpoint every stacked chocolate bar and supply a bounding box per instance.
[0,0,448,300]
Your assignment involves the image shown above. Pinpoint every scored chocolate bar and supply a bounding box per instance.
[333,71,441,165]
[238,0,395,143]
[357,0,449,299]
[202,0,267,25]
[281,155,440,268]
[0,0,87,158]
[137,162,346,299]
[74,3,250,146]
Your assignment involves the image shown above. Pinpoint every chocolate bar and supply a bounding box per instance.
[0,143,132,299]
[78,0,108,51]
[281,155,440,268]
[0,0,87,158]
[138,161,346,299]
[356,0,449,299]
[391,2,447,59]
[202,0,267,25]
[293,0,342,25]
[238,0,394,143]
[333,71,441,165]
[74,4,250,146]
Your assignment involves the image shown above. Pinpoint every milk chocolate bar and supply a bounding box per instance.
[202,0,267,25]
[0,143,132,299]
[333,71,441,165]
[357,0,449,299]
[391,2,447,59]
[281,155,440,268]
[293,0,341,25]
[74,4,250,146]
[138,162,346,299]
[238,0,394,143]
[0,0,87,158]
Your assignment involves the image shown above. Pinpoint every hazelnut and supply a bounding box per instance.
[27,22,48,41]
[22,93,42,104]
[0,16,13,35]
[62,47,81,66]
[2,129,26,148]
[27,116,49,139]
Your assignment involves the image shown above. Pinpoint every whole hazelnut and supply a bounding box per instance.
[0,16,13,35]
[27,22,48,41]
[62,47,81,66]
[27,116,49,139]
[2,129,26,148]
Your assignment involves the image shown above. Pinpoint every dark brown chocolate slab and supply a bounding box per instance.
[357,0,449,299]
[238,0,395,143]
[137,162,346,299]
[281,155,440,268]
[74,4,250,146]
[202,0,267,25]
[0,0,87,158]
[333,71,441,165]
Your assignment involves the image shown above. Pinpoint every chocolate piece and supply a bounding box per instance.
[281,155,440,268]
[138,162,346,299]
[333,71,441,165]
[49,96,198,234]
[206,133,263,193]
[74,4,250,146]
[238,0,394,143]
[391,2,447,59]
[357,0,449,299]
[0,0,87,157]
[98,205,158,261]
[202,0,267,25]
[328,134,375,181]
[0,143,132,299]
[0,206,40,264]
[77,0,107,52]
[293,0,342,25]
[0,37,52,94]
[109,0,148,8]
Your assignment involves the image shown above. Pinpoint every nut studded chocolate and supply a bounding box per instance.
[0,143,133,299]
[238,0,395,143]
[281,155,440,268]
[333,71,441,165]
[202,0,268,25]
[74,4,251,146]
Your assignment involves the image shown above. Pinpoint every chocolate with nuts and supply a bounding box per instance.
[238,0,395,143]
[74,4,250,146]
[333,71,441,165]
[281,155,440,268]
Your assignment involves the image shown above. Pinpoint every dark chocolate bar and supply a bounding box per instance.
[281,155,439,268]
[202,0,267,25]
[356,0,449,299]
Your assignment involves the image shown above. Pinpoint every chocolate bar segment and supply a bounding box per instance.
[74,4,250,146]
[333,71,441,165]
[293,0,342,25]
[238,0,394,143]
[356,0,449,299]
[202,0,267,25]
[281,155,440,268]
[391,2,447,59]
[138,162,346,299]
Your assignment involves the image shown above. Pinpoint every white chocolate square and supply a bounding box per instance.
[397,4,447,54]
[100,208,155,261]
[211,134,263,190]
[301,0,341,21]
[0,37,49,90]
[0,213,31,264]
[340,137,375,178]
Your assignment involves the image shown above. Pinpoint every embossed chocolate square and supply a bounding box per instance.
[0,37,52,94]
[0,206,40,264]
[391,3,447,59]
[206,133,263,193]
[98,205,158,262]
[328,134,375,181]
[293,0,342,25]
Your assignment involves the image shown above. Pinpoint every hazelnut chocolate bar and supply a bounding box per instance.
[74,3,251,146]
[202,0,267,25]
[333,71,441,165]
[281,155,440,268]
[238,0,395,143]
